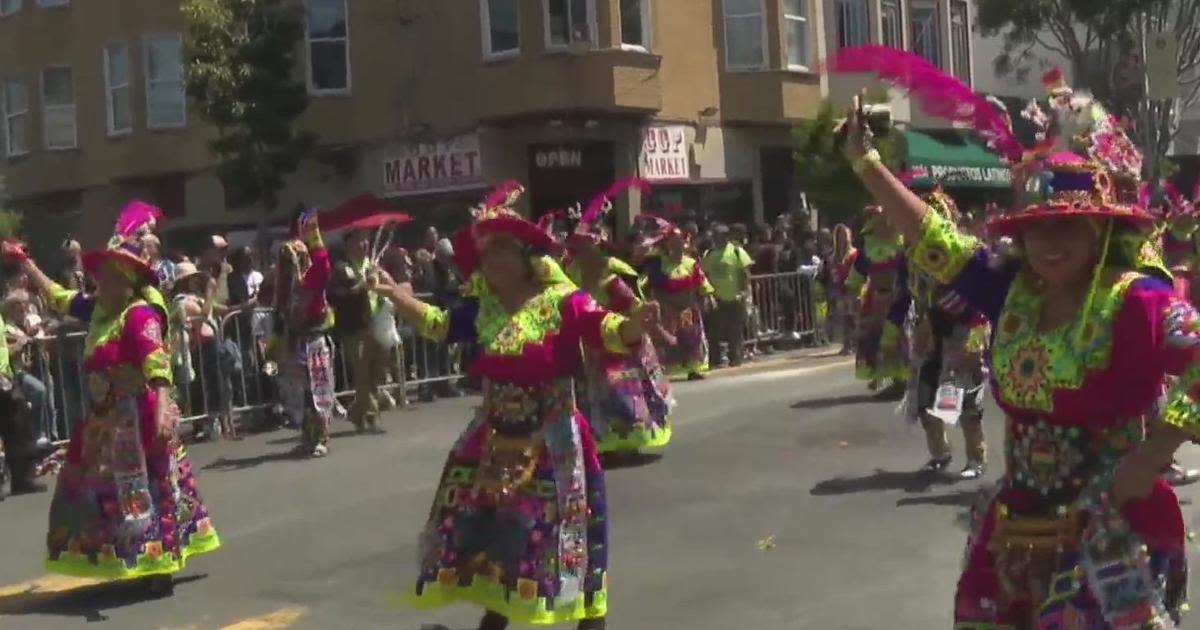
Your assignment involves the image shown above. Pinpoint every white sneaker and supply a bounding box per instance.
[311,444,328,458]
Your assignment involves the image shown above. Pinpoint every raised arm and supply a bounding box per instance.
[19,256,96,322]
[843,96,929,243]
[372,276,478,344]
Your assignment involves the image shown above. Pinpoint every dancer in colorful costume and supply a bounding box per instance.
[565,179,673,456]
[4,201,219,594]
[895,182,990,478]
[830,223,859,355]
[638,217,714,380]
[271,211,335,457]
[845,205,909,394]
[833,46,1196,628]
[375,181,660,630]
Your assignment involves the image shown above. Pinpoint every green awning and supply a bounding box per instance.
[904,130,1011,189]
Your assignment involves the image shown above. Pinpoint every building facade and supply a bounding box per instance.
[0,0,978,250]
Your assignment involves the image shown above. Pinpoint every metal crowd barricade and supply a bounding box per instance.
[744,270,823,348]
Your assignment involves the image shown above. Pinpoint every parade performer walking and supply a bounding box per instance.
[639,217,714,380]
[271,211,335,457]
[4,201,218,595]
[833,46,1197,627]
[830,223,859,356]
[566,179,673,456]
[845,205,909,394]
[895,183,989,478]
[375,181,659,630]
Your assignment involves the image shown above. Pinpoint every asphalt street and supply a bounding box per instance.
[2,353,1199,629]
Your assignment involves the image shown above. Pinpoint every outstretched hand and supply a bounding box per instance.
[1,239,30,263]
[841,91,873,163]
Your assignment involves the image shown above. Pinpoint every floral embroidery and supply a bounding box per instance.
[906,209,982,284]
[418,304,450,342]
[476,285,575,356]
[1162,298,1200,435]
[990,271,1140,412]
[1009,421,1087,495]
[1162,298,1200,350]
[141,319,163,345]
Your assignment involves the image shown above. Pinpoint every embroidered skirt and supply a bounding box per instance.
[580,338,673,454]
[656,304,708,377]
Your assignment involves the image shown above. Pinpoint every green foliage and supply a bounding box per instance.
[792,101,901,227]
[183,0,314,212]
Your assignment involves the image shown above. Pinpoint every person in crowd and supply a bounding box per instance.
[200,235,232,311]
[328,227,390,430]
[3,291,52,448]
[830,224,859,355]
[373,181,657,630]
[641,217,715,380]
[60,238,88,292]
[5,200,218,594]
[840,59,1195,624]
[751,224,780,275]
[567,179,673,457]
[701,224,753,368]
[145,235,176,292]
[0,295,42,497]
[844,205,910,395]
[270,213,334,457]
[681,220,701,258]
[171,262,238,441]
[893,186,990,479]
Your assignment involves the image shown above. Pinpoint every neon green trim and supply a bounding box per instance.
[143,349,172,384]
[1165,363,1200,436]
[595,419,672,453]
[46,529,220,580]
[667,361,708,378]
[418,303,450,342]
[907,209,982,284]
[600,312,629,355]
[48,282,80,316]
[607,257,637,279]
[410,577,606,625]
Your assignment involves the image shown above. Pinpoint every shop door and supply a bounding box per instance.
[528,142,616,220]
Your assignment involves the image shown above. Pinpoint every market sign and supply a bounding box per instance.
[382,134,483,196]
[909,164,1011,186]
[639,125,690,181]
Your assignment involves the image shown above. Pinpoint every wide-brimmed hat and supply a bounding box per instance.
[173,261,211,288]
[640,215,684,248]
[451,181,555,277]
[567,178,651,250]
[81,200,164,283]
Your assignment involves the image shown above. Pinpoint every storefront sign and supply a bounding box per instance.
[640,125,690,181]
[382,134,483,196]
[533,147,584,169]
[912,164,1011,186]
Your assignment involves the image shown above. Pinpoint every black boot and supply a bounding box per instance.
[577,618,606,630]
[477,610,509,630]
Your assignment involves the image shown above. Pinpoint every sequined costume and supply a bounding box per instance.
[569,257,673,454]
[846,224,910,385]
[43,202,219,580]
[640,254,713,378]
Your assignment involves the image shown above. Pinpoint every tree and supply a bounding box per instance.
[182,0,314,215]
[793,100,902,227]
[977,0,1200,180]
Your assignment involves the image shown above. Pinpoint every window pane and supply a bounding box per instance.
[620,0,644,46]
[784,0,804,15]
[107,44,129,86]
[7,115,29,155]
[569,0,590,42]
[148,36,182,82]
[309,40,348,90]
[912,6,939,65]
[42,67,73,106]
[726,15,763,67]
[4,81,27,112]
[487,0,519,52]
[0,0,20,15]
[882,1,901,48]
[111,85,131,131]
[43,106,75,148]
[786,18,807,67]
[148,81,184,126]
[725,0,759,15]
[547,0,568,45]
[305,0,346,38]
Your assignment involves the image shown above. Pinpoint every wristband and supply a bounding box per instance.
[853,149,882,176]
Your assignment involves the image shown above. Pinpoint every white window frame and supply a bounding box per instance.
[881,0,902,49]
[143,33,188,129]
[2,80,30,157]
[480,0,521,60]
[618,0,652,52]
[35,0,69,7]
[542,0,597,52]
[950,0,971,83]
[722,0,767,71]
[783,0,810,71]
[104,42,132,137]
[910,0,941,67]
[835,0,870,50]
[40,65,77,150]
[0,0,21,18]
[304,0,352,95]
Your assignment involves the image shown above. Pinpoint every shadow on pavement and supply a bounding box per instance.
[0,574,206,621]
[265,428,381,446]
[810,468,961,496]
[602,452,665,470]
[895,486,989,508]
[791,393,888,410]
[202,450,302,472]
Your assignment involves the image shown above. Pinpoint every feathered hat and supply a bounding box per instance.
[536,209,566,256]
[81,200,164,282]
[450,180,556,277]
[568,178,652,250]
[827,48,1152,235]
[640,214,684,248]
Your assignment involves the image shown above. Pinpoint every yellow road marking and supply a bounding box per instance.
[217,606,308,630]
[0,575,102,598]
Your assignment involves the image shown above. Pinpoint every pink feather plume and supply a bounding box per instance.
[481,180,524,209]
[114,200,164,238]
[1164,180,1185,210]
[582,178,651,226]
[826,46,1025,163]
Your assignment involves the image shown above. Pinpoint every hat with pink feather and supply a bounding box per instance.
[450,181,557,277]
[567,178,652,251]
[827,48,1154,235]
[81,200,164,282]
